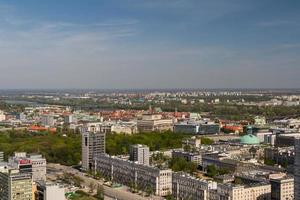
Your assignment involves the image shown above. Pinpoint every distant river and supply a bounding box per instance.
[4,100,44,106]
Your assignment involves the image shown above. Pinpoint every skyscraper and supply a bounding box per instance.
[82,131,105,171]
[129,144,150,166]
[295,138,300,200]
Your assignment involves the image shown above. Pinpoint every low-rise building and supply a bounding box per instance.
[264,147,294,167]
[35,181,65,200]
[172,150,202,166]
[172,172,217,200]
[137,114,173,132]
[95,154,172,196]
[217,182,271,200]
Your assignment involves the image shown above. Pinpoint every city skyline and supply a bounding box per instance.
[0,0,300,89]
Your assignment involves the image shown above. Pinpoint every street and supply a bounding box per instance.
[47,163,163,200]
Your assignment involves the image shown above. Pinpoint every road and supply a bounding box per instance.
[47,163,163,200]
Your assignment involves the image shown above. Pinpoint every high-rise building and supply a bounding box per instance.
[82,131,105,171]
[270,176,294,200]
[0,169,33,200]
[294,138,300,200]
[40,115,55,127]
[129,144,150,166]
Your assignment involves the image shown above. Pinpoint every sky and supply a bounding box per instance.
[0,0,299,89]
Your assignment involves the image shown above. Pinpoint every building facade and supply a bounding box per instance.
[217,183,271,200]
[172,150,202,166]
[35,182,65,200]
[0,169,33,200]
[294,138,300,200]
[172,172,217,200]
[95,154,172,196]
[129,144,150,166]
[270,176,294,200]
[82,131,106,171]
[8,152,46,182]
[137,114,173,132]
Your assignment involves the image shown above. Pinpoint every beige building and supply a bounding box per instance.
[137,114,173,132]
[0,169,33,200]
[270,175,294,200]
[217,182,271,200]
[95,154,172,196]
[172,172,217,200]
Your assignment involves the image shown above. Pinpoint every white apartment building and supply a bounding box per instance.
[95,154,172,196]
[82,131,105,171]
[172,172,217,200]
[35,181,65,200]
[129,144,150,166]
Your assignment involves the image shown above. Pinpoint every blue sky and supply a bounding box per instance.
[0,0,299,89]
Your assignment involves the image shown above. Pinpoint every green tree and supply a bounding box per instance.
[94,185,104,200]
[206,165,218,177]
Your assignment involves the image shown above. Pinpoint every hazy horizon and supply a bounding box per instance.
[0,0,300,89]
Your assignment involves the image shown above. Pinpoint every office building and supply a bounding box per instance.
[8,152,46,182]
[270,175,294,200]
[27,154,47,182]
[137,114,173,132]
[82,131,105,171]
[172,172,217,200]
[0,169,33,200]
[294,138,300,200]
[174,121,220,135]
[95,154,172,196]
[129,144,150,165]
